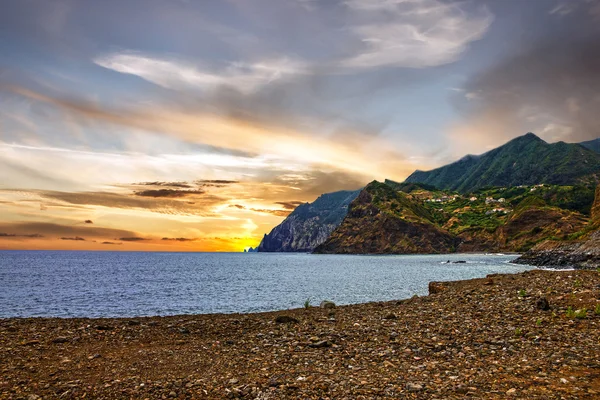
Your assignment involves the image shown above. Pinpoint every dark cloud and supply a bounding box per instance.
[0,232,44,239]
[0,222,138,240]
[161,237,196,242]
[36,190,224,216]
[134,189,205,198]
[196,180,239,184]
[454,2,600,145]
[60,236,85,241]
[101,241,122,245]
[118,237,148,242]
[136,181,192,188]
[251,208,291,217]
[228,204,291,217]
[275,201,305,210]
[84,219,93,224]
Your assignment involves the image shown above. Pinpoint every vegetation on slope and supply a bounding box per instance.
[405,133,600,193]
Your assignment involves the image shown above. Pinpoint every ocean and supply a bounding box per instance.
[0,251,534,318]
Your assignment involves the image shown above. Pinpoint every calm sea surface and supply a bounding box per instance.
[0,251,534,318]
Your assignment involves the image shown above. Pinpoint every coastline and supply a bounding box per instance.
[2,269,599,399]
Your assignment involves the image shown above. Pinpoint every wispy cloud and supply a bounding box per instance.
[341,0,493,69]
[94,52,307,94]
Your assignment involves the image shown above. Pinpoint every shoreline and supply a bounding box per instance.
[2,269,600,399]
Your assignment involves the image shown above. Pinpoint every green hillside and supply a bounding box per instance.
[405,133,600,193]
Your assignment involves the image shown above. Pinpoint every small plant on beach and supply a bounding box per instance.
[566,306,576,318]
[514,327,523,337]
[518,289,527,298]
[536,318,542,327]
[304,298,312,309]
[574,279,582,288]
[574,308,587,319]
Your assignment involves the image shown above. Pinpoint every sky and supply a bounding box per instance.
[0,0,599,251]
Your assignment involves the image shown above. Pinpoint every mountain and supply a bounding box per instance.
[314,181,458,254]
[580,138,600,154]
[256,189,360,252]
[315,181,591,255]
[405,133,600,193]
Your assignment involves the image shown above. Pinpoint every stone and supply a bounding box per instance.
[275,315,298,324]
[52,336,69,344]
[429,282,448,294]
[320,300,336,309]
[536,296,550,311]
[308,340,331,348]
[406,383,423,392]
[96,325,113,331]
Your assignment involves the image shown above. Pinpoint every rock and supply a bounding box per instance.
[383,313,397,320]
[52,336,69,344]
[27,395,40,400]
[429,282,448,294]
[406,383,423,392]
[228,378,239,385]
[506,388,517,395]
[536,296,550,310]
[320,300,336,309]
[275,315,299,324]
[127,320,141,326]
[308,340,331,348]
[178,328,190,334]
[95,325,113,331]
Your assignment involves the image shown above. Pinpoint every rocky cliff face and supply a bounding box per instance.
[257,190,360,252]
[515,186,600,269]
[314,182,458,254]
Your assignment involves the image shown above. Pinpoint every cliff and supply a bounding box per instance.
[314,182,458,254]
[514,186,600,269]
[257,190,360,252]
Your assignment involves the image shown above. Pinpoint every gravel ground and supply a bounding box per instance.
[1,269,600,399]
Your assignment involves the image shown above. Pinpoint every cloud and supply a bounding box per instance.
[84,219,93,224]
[136,181,192,188]
[0,233,44,239]
[229,204,291,217]
[61,236,85,241]
[341,0,493,69]
[161,237,196,242]
[134,188,205,198]
[94,52,307,94]
[101,241,122,245]
[275,201,305,210]
[2,85,412,181]
[449,15,600,152]
[118,237,148,241]
[0,222,139,240]
[34,189,225,216]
